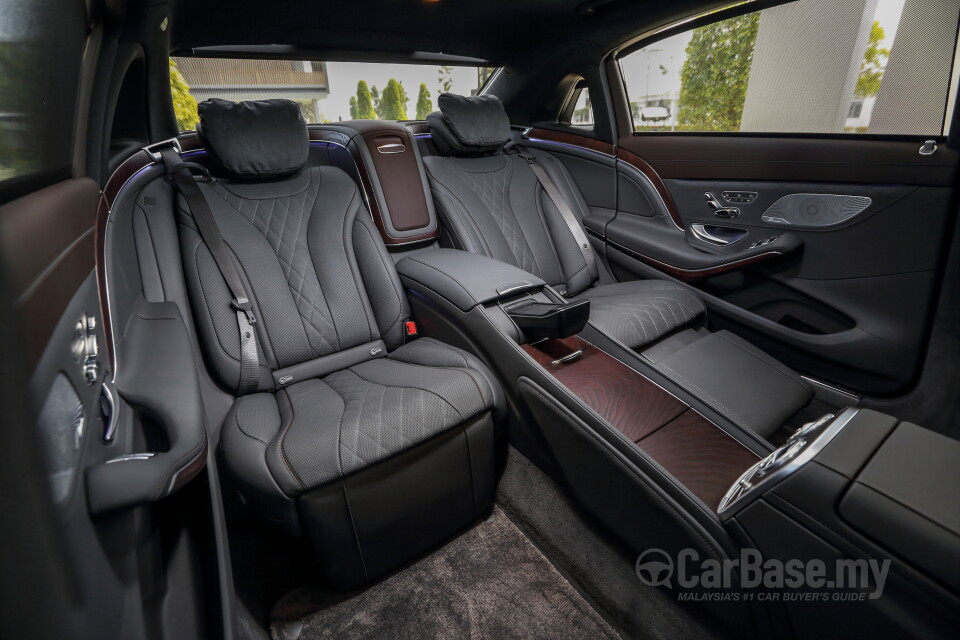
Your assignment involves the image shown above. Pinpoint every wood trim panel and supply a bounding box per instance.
[523,129,685,229]
[608,240,786,282]
[620,134,958,187]
[523,335,759,510]
[526,128,615,156]
[636,410,760,510]
[352,145,440,246]
[0,178,100,369]
[616,148,685,229]
[522,336,687,439]
[182,128,440,246]
[360,130,433,232]
[96,149,156,367]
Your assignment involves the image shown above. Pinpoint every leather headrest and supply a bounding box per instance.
[197,98,309,180]
[426,93,511,156]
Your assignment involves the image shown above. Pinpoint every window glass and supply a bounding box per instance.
[170,58,498,130]
[619,0,960,136]
[570,87,595,126]
[0,0,85,187]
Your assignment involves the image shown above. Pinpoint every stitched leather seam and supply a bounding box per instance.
[354,219,404,331]
[657,364,750,431]
[276,387,309,491]
[337,368,467,422]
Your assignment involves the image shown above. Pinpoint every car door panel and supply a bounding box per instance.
[523,124,956,394]
[611,134,958,395]
[1,168,218,638]
[619,135,959,187]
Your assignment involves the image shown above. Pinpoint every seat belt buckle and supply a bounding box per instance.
[404,320,418,337]
[232,297,257,324]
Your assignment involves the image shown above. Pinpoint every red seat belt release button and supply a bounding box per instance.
[404,321,418,336]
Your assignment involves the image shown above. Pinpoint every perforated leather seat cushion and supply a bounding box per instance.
[571,280,706,349]
[222,338,496,497]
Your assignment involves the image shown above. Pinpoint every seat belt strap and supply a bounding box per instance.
[509,144,598,289]
[160,148,260,394]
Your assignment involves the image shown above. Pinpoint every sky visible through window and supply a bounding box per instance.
[170,58,494,129]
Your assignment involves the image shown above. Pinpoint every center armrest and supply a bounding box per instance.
[396,249,546,312]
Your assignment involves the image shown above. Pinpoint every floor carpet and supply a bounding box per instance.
[269,506,621,640]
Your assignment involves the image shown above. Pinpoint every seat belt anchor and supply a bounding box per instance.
[231,297,257,324]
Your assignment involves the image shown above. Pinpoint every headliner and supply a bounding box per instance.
[168,0,726,66]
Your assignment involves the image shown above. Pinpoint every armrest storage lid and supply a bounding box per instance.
[839,421,960,592]
[396,249,545,312]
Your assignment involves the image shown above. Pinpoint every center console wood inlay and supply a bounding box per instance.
[522,336,686,441]
[523,335,761,510]
[637,410,760,510]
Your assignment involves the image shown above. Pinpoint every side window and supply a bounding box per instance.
[561,79,595,127]
[0,1,87,189]
[619,0,960,136]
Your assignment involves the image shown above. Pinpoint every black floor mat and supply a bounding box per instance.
[269,506,620,640]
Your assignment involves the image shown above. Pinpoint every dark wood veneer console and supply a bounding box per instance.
[522,335,759,510]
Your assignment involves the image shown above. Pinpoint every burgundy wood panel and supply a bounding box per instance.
[523,129,686,230]
[96,149,156,366]
[608,241,786,282]
[615,148,685,229]
[636,410,760,510]
[526,128,615,156]
[0,178,100,369]
[352,148,439,245]
[620,134,958,187]
[522,336,686,441]
[361,129,433,232]
[525,335,760,511]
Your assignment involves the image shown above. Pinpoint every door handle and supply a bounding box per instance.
[690,223,747,246]
[704,191,739,218]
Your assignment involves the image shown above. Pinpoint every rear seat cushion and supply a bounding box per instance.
[221,338,498,498]
[571,280,706,349]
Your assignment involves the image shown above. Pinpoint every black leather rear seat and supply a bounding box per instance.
[419,94,813,438]
[173,98,501,588]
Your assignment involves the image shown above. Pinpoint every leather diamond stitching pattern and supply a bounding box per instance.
[213,170,339,357]
[324,369,461,477]
[456,162,541,276]
[590,295,701,347]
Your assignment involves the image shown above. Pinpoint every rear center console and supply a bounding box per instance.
[719,407,960,638]
[396,248,959,639]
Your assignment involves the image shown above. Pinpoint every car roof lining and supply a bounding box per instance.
[165,0,732,67]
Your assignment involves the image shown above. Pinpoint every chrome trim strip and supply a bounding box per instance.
[800,375,860,401]
[101,382,117,442]
[376,142,406,154]
[551,350,583,365]
[718,407,860,518]
[524,137,614,159]
[496,281,534,297]
[477,66,503,95]
[690,223,741,246]
[105,453,156,463]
